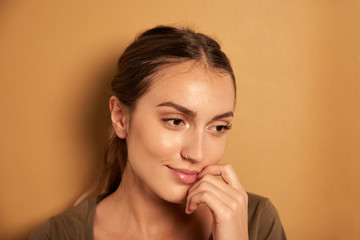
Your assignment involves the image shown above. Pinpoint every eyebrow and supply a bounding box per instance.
[157,101,233,120]
[157,102,196,117]
[211,112,233,121]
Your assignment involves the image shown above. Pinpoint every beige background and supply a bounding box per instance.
[1,1,359,239]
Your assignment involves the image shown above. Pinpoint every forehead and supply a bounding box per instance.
[154,60,233,84]
[137,61,236,112]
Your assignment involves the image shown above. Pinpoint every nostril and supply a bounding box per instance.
[180,151,190,160]
[181,131,206,162]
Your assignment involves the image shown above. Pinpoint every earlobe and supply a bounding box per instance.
[109,96,128,139]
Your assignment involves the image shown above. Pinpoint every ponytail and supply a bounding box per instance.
[95,131,127,194]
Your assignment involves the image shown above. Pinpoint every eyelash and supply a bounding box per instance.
[162,117,185,127]
[215,124,232,132]
[162,117,232,134]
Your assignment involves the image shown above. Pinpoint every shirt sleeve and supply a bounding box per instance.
[248,193,287,240]
[29,220,51,240]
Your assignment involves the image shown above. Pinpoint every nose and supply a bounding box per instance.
[181,129,206,163]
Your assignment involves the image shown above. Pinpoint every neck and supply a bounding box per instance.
[115,167,188,229]
[100,165,211,239]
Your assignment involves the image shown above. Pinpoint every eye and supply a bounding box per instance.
[162,118,186,128]
[208,124,232,135]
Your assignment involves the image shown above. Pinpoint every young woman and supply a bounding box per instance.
[30,26,286,240]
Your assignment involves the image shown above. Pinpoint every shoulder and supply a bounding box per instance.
[29,195,100,240]
[49,196,95,239]
[29,220,51,240]
[247,192,279,221]
[247,192,287,240]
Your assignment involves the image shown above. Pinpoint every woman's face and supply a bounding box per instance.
[124,61,235,203]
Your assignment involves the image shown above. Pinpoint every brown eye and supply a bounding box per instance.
[162,118,186,128]
[173,119,182,125]
[208,124,232,135]
[216,126,226,132]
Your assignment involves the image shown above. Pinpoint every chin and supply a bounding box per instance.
[160,184,190,204]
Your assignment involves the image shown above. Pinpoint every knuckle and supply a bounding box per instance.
[244,192,248,201]
[198,179,211,189]
[223,163,233,171]
[237,192,248,206]
[200,190,213,201]
[228,199,239,211]
[201,174,213,182]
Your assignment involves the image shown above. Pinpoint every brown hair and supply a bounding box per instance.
[91,25,236,196]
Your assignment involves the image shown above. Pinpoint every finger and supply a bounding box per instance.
[189,174,238,198]
[186,188,234,218]
[198,164,244,190]
[186,178,243,214]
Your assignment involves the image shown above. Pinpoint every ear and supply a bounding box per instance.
[109,96,129,139]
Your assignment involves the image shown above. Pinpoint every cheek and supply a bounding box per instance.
[148,131,183,159]
[128,121,183,163]
[206,137,227,164]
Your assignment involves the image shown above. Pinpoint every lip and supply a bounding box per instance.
[167,166,200,184]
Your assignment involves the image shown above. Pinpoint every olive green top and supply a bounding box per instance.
[29,193,286,240]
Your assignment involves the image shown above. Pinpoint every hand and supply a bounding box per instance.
[186,164,249,240]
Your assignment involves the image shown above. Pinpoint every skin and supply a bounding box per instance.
[94,61,248,240]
